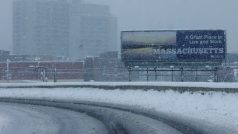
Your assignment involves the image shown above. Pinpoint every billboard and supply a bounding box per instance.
[121,30,226,64]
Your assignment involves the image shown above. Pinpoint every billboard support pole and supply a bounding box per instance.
[214,67,218,82]
[170,66,174,82]
[180,67,184,82]
[195,68,198,82]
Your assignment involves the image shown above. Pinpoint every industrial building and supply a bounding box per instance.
[69,1,117,59]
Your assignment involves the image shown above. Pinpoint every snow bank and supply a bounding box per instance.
[0,87,238,132]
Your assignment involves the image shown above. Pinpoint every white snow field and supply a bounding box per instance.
[0,82,238,133]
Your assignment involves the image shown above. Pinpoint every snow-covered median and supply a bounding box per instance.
[0,82,238,133]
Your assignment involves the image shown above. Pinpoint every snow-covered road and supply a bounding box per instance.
[0,103,107,134]
[0,100,185,134]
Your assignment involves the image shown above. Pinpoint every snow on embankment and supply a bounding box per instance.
[0,82,238,132]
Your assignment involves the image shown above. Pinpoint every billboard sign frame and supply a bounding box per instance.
[121,30,226,67]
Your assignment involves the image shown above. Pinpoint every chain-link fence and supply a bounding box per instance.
[0,61,236,82]
[129,69,215,82]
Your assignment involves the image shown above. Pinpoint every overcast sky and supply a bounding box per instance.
[0,0,237,53]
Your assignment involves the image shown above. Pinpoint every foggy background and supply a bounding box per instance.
[0,0,237,53]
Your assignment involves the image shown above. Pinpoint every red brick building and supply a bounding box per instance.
[0,61,84,81]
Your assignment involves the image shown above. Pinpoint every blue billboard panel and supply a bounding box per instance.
[121,30,226,63]
[176,30,225,61]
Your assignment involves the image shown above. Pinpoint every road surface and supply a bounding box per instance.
[0,99,233,134]
[0,102,107,134]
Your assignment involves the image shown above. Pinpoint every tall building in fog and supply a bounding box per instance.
[13,0,70,57]
[69,1,117,59]
[13,0,117,60]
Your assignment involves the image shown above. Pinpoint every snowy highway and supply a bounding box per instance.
[0,99,203,134]
[1,82,238,134]
[0,102,107,134]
